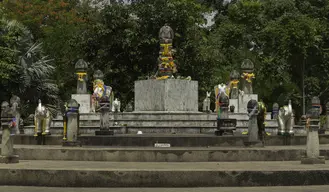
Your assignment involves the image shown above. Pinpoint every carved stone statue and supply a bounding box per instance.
[75,59,88,94]
[159,23,174,44]
[10,95,21,135]
[215,83,229,112]
[229,70,240,99]
[91,70,114,112]
[272,103,279,120]
[112,98,121,112]
[202,92,211,112]
[277,100,294,135]
[240,59,255,94]
[156,24,177,79]
[34,99,52,136]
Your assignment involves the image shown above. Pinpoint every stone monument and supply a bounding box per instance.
[112,98,121,112]
[228,70,240,113]
[92,70,114,113]
[301,96,325,164]
[71,59,92,113]
[156,24,177,79]
[272,103,279,119]
[95,97,114,135]
[135,25,198,112]
[277,100,294,136]
[34,99,52,145]
[244,99,263,146]
[202,92,211,112]
[0,101,19,163]
[10,95,21,135]
[215,84,237,136]
[238,59,257,113]
[63,99,81,146]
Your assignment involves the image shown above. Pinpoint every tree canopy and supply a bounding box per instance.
[1,0,329,118]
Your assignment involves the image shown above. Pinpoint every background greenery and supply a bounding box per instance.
[1,0,329,120]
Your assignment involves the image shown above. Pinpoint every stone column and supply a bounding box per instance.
[301,96,325,164]
[215,94,236,136]
[75,59,88,94]
[272,103,279,120]
[63,99,81,147]
[0,101,19,163]
[95,99,114,135]
[244,99,261,146]
[240,59,255,94]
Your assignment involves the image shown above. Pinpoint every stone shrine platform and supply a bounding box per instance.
[134,79,198,111]
[23,112,281,135]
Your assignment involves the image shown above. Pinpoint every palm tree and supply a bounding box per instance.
[0,17,59,116]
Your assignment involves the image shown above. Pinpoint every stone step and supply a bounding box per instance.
[51,119,278,128]
[5,134,329,146]
[0,160,328,187]
[7,145,329,162]
[23,125,280,135]
[53,112,273,121]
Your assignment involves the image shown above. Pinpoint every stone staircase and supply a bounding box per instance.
[23,112,281,135]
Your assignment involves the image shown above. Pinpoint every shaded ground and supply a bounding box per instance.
[2,186,329,192]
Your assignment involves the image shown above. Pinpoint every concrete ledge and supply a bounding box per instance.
[301,156,326,164]
[3,134,329,146]
[3,145,329,162]
[0,160,329,187]
[0,155,19,164]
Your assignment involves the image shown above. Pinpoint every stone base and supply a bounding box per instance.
[134,79,198,111]
[95,130,114,135]
[215,128,235,136]
[244,141,264,147]
[62,141,82,147]
[278,131,294,136]
[0,155,19,164]
[238,94,258,113]
[319,129,326,134]
[229,99,238,113]
[71,94,92,113]
[301,156,325,164]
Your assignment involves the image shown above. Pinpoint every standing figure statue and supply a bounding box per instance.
[277,100,294,135]
[240,59,255,94]
[257,101,267,144]
[229,70,240,99]
[34,99,52,136]
[214,83,229,113]
[10,95,21,135]
[156,24,177,79]
[92,79,114,112]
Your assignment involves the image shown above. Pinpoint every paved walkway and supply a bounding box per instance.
[2,186,329,192]
[0,160,329,171]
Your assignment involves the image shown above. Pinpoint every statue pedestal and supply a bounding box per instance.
[134,79,198,112]
[71,94,91,113]
[238,94,258,113]
[301,123,325,164]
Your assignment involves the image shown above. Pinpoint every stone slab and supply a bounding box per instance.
[0,155,19,164]
[134,79,198,112]
[71,94,92,113]
[0,160,329,187]
[238,94,258,113]
[5,144,329,162]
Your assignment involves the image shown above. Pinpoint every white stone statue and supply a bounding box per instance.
[112,98,121,112]
[202,92,211,112]
[277,100,294,135]
[34,99,52,136]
